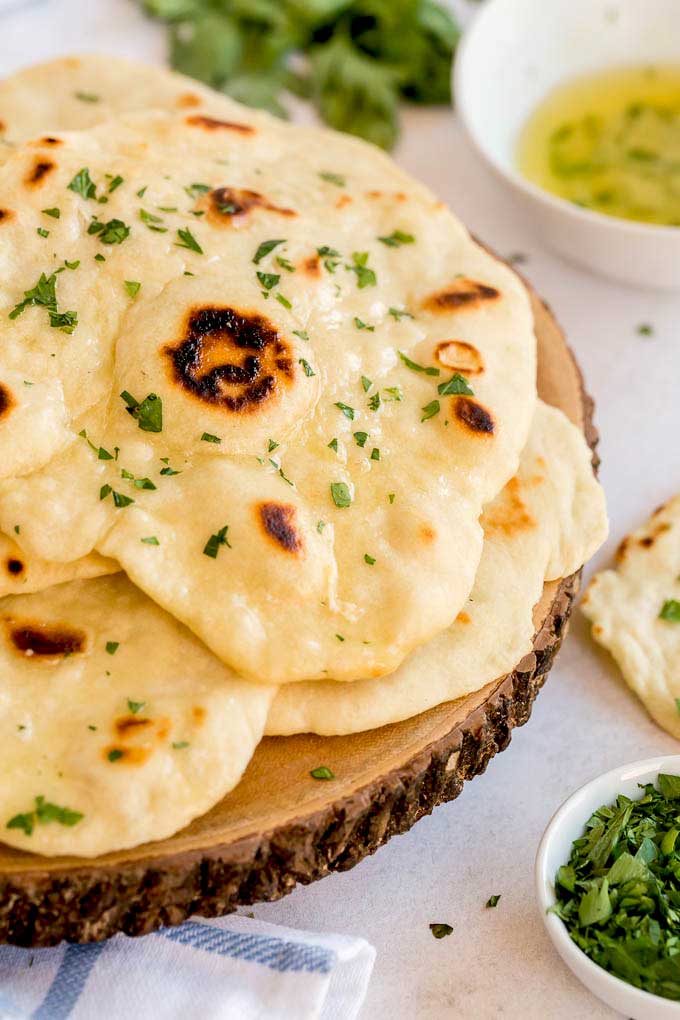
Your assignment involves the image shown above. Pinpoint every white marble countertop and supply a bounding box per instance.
[2,2,679,1017]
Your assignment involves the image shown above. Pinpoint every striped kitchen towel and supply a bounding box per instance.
[0,914,375,1020]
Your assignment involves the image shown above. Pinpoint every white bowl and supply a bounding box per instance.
[454,0,680,290]
[536,755,680,1020]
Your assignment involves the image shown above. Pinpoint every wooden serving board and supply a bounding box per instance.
[0,283,597,947]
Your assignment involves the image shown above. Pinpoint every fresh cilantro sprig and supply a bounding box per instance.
[552,775,680,1001]
[142,0,459,151]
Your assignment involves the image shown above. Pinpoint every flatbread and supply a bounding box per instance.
[0,531,116,598]
[266,401,608,735]
[0,573,274,857]
[0,54,223,154]
[582,495,680,739]
[0,93,536,683]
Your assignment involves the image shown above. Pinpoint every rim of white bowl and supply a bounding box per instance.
[535,755,680,1015]
[453,0,680,240]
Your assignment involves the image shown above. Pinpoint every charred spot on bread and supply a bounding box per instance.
[258,502,303,554]
[423,278,500,313]
[453,396,495,435]
[206,186,296,224]
[6,620,86,657]
[5,558,23,576]
[0,383,15,419]
[185,114,255,135]
[25,158,55,186]
[164,306,294,414]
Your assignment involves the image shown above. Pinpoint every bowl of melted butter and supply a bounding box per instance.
[455,0,680,289]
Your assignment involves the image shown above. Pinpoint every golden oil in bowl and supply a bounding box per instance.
[517,64,680,226]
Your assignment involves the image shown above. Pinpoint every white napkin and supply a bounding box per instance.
[0,914,375,1020]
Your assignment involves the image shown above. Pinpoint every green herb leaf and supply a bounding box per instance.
[347,251,376,288]
[120,390,163,433]
[124,280,141,298]
[354,317,374,331]
[364,553,376,565]
[105,641,119,655]
[353,431,368,447]
[68,167,97,200]
[334,402,355,420]
[310,765,335,780]
[399,350,439,376]
[319,172,345,187]
[438,373,474,396]
[127,699,146,715]
[176,226,203,253]
[660,599,680,622]
[75,91,100,103]
[421,399,440,422]
[429,923,453,939]
[378,230,415,247]
[141,536,160,545]
[299,358,315,377]
[388,306,414,321]
[253,239,286,264]
[257,271,280,290]
[203,525,232,558]
[42,207,60,219]
[486,895,501,908]
[330,482,352,508]
[201,432,221,444]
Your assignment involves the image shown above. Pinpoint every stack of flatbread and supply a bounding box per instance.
[0,56,608,858]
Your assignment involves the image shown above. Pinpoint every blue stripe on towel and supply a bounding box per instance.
[33,942,105,1020]
[162,922,334,975]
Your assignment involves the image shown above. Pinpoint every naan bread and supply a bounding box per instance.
[0,94,536,683]
[582,495,680,739]
[0,574,274,857]
[0,531,116,598]
[267,401,608,735]
[0,55,222,154]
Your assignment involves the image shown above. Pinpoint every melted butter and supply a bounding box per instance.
[517,64,680,225]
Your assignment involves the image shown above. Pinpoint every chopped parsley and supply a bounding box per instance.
[139,208,167,233]
[267,439,279,452]
[185,182,211,200]
[107,749,124,763]
[42,207,60,219]
[486,895,501,908]
[438,373,474,396]
[7,796,83,836]
[330,481,352,508]
[124,280,141,298]
[107,174,124,193]
[127,699,146,714]
[78,429,114,461]
[347,251,376,288]
[660,599,680,622]
[88,216,130,244]
[141,536,160,545]
[361,376,372,392]
[353,431,368,447]
[377,230,415,247]
[429,923,453,939]
[354,317,374,331]
[551,774,680,1001]
[276,293,292,309]
[317,245,341,272]
[75,91,99,103]
[176,227,203,253]
[293,329,310,342]
[67,167,97,200]
[319,171,346,187]
[370,447,380,460]
[388,492,395,503]
[203,525,232,558]
[328,437,339,452]
[99,485,134,508]
[276,255,295,272]
[310,765,335,780]
[368,392,381,412]
[299,359,315,378]
[399,350,439,376]
[364,553,376,565]
[384,386,402,402]
[257,271,280,291]
[172,741,190,750]
[388,306,414,320]
[201,432,222,444]
[36,227,49,238]
[120,390,163,433]
[253,238,286,264]
[9,272,78,334]
[421,399,440,422]
[637,323,654,336]
[335,402,355,420]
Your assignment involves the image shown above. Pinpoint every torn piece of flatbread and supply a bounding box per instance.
[582,494,680,739]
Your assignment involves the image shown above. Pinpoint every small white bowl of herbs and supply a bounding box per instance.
[536,757,680,1020]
